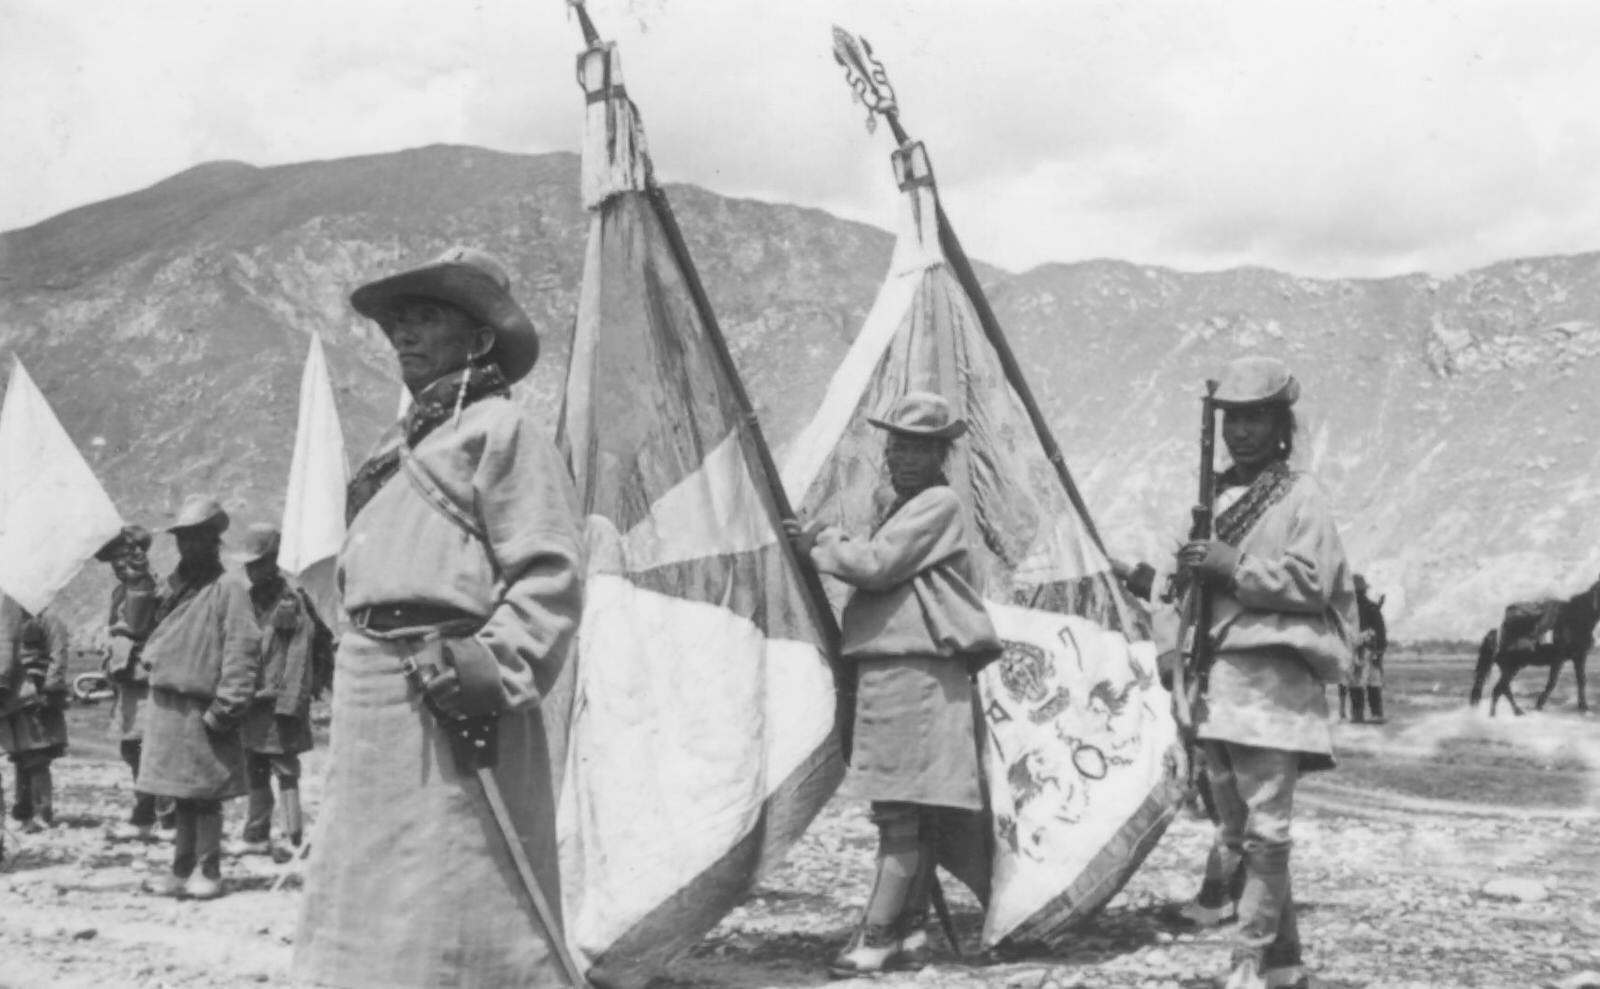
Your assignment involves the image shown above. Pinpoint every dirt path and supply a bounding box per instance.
[3,658,1597,989]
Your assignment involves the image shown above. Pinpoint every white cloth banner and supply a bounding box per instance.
[0,360,123,614]
[279,335,347,622]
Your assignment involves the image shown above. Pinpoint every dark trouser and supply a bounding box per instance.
[120,739,163,827]
[1338,686,1367,722]
[1202,741,1303,972]
[244,751,303,844]
[10,752,55,824]
[172,799,224,879]
[1366,685,1384,720]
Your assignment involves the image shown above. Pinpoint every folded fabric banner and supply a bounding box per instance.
[783,133,1185,949]
[0,359,124,614]
[556,36,845,989]
[279,333,347,625]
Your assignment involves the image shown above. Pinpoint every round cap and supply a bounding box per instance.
[350,246,540,384]
[867,391,968,440]
[1213,356,1299,408]
[95,524,153,562]
[229,523,281,564]
[166,495,230,534]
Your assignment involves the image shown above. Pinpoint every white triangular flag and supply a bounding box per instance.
[279,335,348,623]
[0,360,124,613]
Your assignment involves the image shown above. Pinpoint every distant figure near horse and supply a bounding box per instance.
[1469,576,1597,716]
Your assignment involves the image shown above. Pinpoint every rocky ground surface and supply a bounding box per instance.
[1,654,1597,989]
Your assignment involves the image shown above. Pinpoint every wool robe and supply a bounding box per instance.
[137,570,263,800]
[0,602,70,757]
[294,391,584,989]
[809,484,997,811]
[1195,472,1356,769]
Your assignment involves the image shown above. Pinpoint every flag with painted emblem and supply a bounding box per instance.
[555,34,846,989]
[0,359,124,614]
[785,41,1187,948]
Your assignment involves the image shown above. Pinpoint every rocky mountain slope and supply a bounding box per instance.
[3,144,1599,640]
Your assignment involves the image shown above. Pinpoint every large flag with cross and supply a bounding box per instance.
[780,28,1187,950]
[554,8,848,987]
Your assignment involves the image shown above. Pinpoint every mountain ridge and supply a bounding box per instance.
[4,144,1599,642]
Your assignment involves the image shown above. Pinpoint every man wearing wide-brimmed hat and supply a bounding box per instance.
[229,523,332,857]
[295,247,583,989]
[136,495,263,900]
[93,524,173,841]
[786,390,999,976]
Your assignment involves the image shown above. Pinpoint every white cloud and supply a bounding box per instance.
[4,0,1600,279]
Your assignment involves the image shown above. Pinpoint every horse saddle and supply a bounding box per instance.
[1501,599,1561,650]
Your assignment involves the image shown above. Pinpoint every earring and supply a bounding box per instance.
[451,369,470,428]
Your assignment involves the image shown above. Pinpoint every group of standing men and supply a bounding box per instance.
[0,509,331,894]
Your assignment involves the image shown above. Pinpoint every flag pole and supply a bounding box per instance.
[571,1,853,757]
[830,26,1109,557]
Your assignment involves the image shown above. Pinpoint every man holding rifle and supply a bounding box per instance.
[1115,356,1356,989]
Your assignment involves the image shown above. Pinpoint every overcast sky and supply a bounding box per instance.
[5,0,1600,279]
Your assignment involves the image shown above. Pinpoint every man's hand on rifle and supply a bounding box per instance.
[1179,539,1241,586]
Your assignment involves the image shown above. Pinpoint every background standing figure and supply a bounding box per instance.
[136,496,263,900]
[787,391,1000,978]
[1352,574,1387,724]
[0,598,71,835]
[1173,356,1356,989]
[231,523,333,857]
[294,247,584,989]
[95,525,172,841]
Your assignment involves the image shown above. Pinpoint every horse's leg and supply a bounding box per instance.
[1535,656,1562,711]
[1496,665,1524,717]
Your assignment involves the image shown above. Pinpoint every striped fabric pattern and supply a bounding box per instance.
[556,39,845,989]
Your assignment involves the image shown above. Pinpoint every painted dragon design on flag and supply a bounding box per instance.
[779,27,1187,950]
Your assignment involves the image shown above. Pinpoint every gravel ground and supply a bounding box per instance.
[2,653,1596,989]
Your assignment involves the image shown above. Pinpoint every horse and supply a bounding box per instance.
[1469,578,1598,716]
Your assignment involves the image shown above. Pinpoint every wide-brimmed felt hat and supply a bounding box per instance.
[166,495,229,534]
[1213,356,1299,408]
[95,524,153,562]
[228,523,281,564]
[867,391,968,440]
[350,246,540,384]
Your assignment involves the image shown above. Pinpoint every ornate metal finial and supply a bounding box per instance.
[831,26,899,134]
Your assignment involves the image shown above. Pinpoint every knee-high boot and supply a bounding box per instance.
[1348,686,1366,723]
[30,764,53,827]
[280,782,304,847]
[1366,686,1385,723]
[834,808,921,977]
[1337,686,1348,721]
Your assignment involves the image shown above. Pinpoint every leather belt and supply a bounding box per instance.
[349,603,482,634]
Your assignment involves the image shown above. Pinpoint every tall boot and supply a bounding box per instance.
[237,785,274,850]
[186,806,225,899]
[280,783,304,847]
[11,761,33,825]
[1366,686,1385,724]
[1348,687,1366,724]
[30,764,53,827]
[833,808,920,977]
[1337,686,1348,721]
